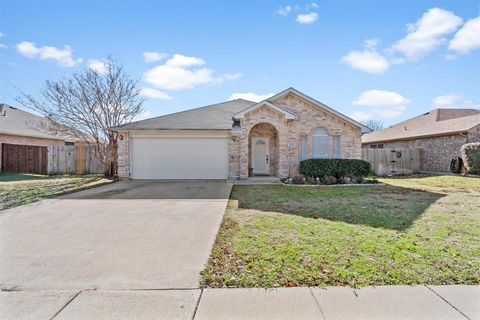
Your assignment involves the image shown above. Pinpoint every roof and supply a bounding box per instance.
[362,108,480,144]
[0,103,75,141]
[112,87,371,133]
[111,99,256,130]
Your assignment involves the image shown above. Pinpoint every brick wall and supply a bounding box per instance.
[117,131,130,178]
[228,93,362,178]
[0,134,64,171]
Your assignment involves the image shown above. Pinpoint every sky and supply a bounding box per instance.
[1,0,479,126]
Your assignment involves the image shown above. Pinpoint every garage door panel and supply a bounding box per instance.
[131,137,228,179]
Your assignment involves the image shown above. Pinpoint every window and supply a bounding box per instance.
[370,144,384,149]
[65,141,74,146]
[300,135,307,161]
[312,127,329,158]
[333,136,341,158]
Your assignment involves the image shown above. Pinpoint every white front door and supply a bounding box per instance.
[252,137,270,175]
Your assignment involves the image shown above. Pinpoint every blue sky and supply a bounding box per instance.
[1,0,479,125]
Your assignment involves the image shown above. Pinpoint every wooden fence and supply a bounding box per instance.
[362,148,421,176]
[1,143,48,174]
[47,145,104,174]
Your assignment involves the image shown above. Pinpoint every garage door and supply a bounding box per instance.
[130,137,229,179]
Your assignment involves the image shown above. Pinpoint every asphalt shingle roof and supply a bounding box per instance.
[362,108,480,144]
[111,99,256,131]
[0,103,74,141]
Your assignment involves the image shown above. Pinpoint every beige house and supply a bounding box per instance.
[112,88,370,180]
[0,104,76,172]
[362,108,480,172]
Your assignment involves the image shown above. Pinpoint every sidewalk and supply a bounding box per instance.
[1,285,478,320]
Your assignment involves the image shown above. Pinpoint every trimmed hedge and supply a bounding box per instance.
[299,159,371,179]
[461,142,480,174]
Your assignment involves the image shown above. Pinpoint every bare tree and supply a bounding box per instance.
[16,57,144,177]
[363,119,385,132]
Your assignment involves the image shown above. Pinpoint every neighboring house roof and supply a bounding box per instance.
[362,108,480,144]
[0,103,75,141]
[111,87,370,133]
[111,99,256,131]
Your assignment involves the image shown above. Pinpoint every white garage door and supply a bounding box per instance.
[130,137,229,179]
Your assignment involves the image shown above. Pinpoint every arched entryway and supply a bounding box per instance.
[248,122,279,176]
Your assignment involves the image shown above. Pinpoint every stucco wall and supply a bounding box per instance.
[0,134,64,171]
[365,134,468,173]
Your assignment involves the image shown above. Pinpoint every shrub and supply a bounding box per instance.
[299,159,371,179]
[322,175,338,185]
[461,142,480,174]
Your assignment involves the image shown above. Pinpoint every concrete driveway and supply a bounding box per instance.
[0,180,231,290]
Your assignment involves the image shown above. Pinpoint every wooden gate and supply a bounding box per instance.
[362,148,421,176]
[1,143,48,174]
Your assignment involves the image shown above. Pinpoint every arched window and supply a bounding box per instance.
[312,127,329,158]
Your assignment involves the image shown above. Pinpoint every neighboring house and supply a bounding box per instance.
[362,108,480,172]
[0,103,76,172]
[111,87,370,180]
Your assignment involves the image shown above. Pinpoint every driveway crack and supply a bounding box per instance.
[425,285,471,320]
[49,290,82,320]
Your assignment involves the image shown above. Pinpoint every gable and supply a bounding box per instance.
[269,89,370,133]
[233,101,296,120]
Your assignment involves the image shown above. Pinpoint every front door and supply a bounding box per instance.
[252,137,270,175]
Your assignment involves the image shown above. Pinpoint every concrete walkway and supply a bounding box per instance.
[1,285,478,319]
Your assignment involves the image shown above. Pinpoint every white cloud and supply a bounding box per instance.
[342,39,390,74]
[143,54,239,90]
[432,94,479,109]
[342,50,390,74]
[229,92,275,102]
[0,32,4,37]
[277,5,292,16]
[16,41,82,67]
[296,12,318,24]
[165,54,205,68]
[390,8,463,60]
[133,110,153,121]
[143,51,167,63]
[140,88,172,100]
[0,43,6,49]
[223,73,242,80]
[449,16,480,54]
[352,90,410,120]
[87,59,107,74]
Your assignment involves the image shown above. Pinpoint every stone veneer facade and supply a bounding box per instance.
[230,93,362,179]
[116,93,364,179]
[364,125,480,173]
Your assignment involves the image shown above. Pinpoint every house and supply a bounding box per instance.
[362,108,480,172]
[111,87,370,180]
[0,103,76,173]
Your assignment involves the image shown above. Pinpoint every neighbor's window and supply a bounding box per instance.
[312,127,329,158]
[300,135,307,161]
[333,136,341,158]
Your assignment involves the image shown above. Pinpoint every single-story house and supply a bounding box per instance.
[111,87,370,180]
[362,108,480,172]
[0,103,76,173]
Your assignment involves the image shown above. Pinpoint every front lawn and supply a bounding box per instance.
[202,175,480,287]
[0,172,110,210]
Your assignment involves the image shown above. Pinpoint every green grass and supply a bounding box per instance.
[202,175,480,288]
[0,172,110,210]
